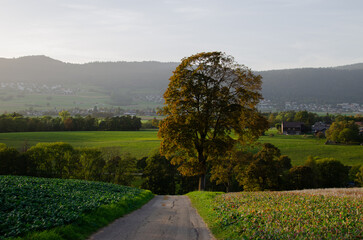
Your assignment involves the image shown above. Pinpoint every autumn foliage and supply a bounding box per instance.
[158,52,268,190]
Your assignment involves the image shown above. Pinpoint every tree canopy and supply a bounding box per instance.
[326,120,360,143]
[158,52,268,190]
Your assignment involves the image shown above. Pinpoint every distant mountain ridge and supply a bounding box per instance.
[0,56,362,105]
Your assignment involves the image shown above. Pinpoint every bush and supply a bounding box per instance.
[349,165,362,186]
[288,166,315,189]
[316,158,349,188]
[141,151,177,195]
[0,145,20,175]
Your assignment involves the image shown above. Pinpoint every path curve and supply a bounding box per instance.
[88,195,215,240]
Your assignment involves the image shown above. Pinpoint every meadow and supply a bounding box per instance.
[0,175,153,240]
[0,129,362,165]
[187,189,363,239]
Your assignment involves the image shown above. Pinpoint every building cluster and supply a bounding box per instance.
[281,121,363,136]
[0,82,78,95]
[258,100,363,113]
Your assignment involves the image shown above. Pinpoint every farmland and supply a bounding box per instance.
[0,175,153,239]
[187,189,363,239]
[0,130,362,165]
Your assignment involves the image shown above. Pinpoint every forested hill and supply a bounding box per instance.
[0,55,178,91]
[259,66,363,104]
[0,56,362,104]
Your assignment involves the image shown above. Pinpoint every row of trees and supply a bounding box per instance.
[266,110,362,129]
[0,112,141,132]
[1,141,361,194]
[142,144,363,194]
[0,143,137,186]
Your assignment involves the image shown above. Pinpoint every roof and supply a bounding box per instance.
[282,122,304,128]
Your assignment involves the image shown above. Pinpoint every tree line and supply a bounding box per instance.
[0,143,138,186]
[265,110,363,130]
[142,144,363,194]
[0,112,141,132]
[1,142,362,194]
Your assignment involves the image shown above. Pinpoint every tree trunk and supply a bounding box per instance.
[198,174,206,191]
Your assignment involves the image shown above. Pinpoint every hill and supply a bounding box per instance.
[0,56,362,112]
[259,67,363,104]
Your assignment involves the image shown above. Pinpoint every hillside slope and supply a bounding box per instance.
[0,56,362,109]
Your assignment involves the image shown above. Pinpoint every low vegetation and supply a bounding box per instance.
[0,175,153,240]
[0,143,139,186]
[188,189,363,239]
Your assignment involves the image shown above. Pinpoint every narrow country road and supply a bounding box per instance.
[88,195,215,240]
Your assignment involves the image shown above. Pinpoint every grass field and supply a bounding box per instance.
[0,129,362,165]
[187,189,363,239]
[0,130,160,159]
[259,133,363,166]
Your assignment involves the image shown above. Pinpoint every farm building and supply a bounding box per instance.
[356,122,363,136]
[312,122,330,134]
[281,122,304,135]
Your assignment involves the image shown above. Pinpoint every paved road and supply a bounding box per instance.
[88,195,215,240]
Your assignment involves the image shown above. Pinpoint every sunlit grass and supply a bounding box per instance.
[0,129,362,165]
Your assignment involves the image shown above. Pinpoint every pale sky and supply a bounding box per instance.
[1,0,363,70]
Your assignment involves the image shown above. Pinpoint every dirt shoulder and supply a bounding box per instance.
[88,195,215,240]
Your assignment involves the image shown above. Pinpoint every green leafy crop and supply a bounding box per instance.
[0,175,148,239]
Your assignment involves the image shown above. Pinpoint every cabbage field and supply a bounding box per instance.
[0,175,153,239]
[188,189,363,239]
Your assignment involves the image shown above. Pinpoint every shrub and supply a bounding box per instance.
[288,166,315,189]
[316,158,349,188]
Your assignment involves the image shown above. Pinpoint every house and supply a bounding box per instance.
[312,122,330,135]
[281,122,304,135]
[356,122,363,136]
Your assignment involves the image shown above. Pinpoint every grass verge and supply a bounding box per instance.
[186,191,224,239]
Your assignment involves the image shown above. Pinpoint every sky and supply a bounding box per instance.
[0,0,363,70]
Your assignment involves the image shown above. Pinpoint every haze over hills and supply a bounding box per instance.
[0,56,362,113]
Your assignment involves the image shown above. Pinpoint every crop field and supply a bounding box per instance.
[0,130,362,165]
[188,189,363,239]
[0,175,153,239]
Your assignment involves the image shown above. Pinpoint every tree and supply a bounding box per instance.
[356,166,363,186]
[326,120,360,143]
[141,150,178,194]
[26,142,75,178]
[210,149,252,192]
[0,145,20,175]
[288,166,315,190]
[237,143,291,191]
[158,52,268,190]
[316,158,349,188]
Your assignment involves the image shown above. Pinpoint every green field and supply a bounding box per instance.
[259,133,363,166]
[187,189,363,239]
[0,130,362,165]
[0,130,160,159]
[0,175,153,240]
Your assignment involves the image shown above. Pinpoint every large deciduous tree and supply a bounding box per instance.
[158,52,268,190]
